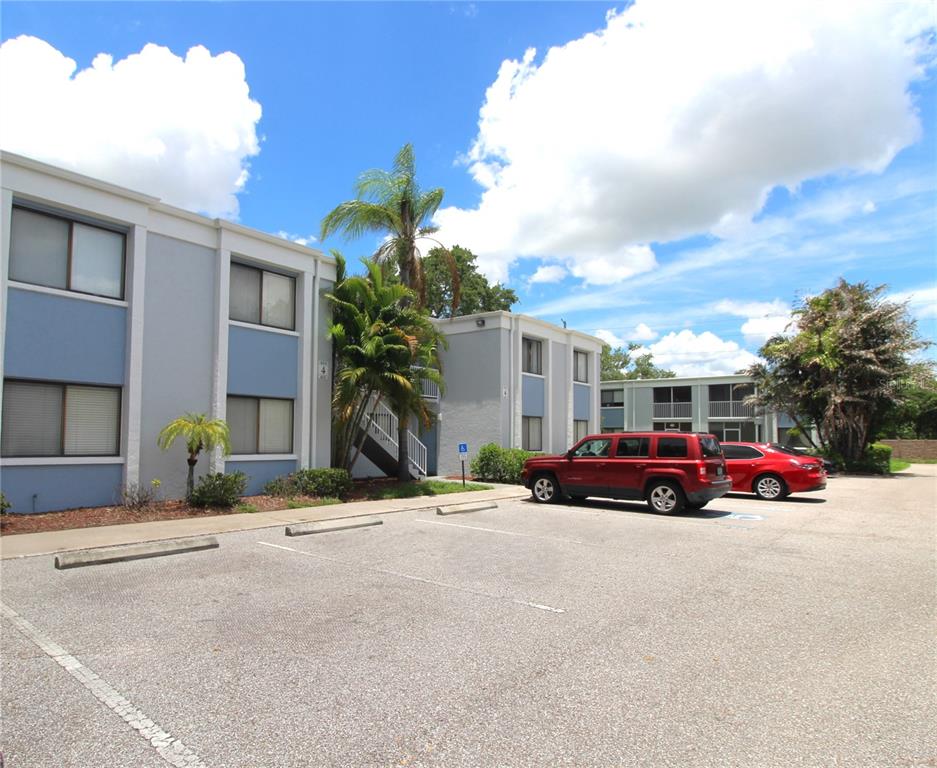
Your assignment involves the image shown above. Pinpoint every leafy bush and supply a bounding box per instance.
[842,443,892,475]
[189,471,247,507]
[0,492,10,515]
[120,479,161,510]
[263,468,351,499]
[470,443,541,484]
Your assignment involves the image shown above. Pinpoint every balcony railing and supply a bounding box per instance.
[653,402,692,419]
[708,400,754,419]
[412,366,439,399]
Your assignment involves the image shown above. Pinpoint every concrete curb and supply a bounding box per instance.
[436,501,498,516]
[285,517,383,537]
[53,536,218,570]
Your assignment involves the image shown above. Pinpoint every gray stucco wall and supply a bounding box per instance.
[550,343,568,452]
[1,463,124,514]
[437,328,503,476]
[138,233,216,498]
[227,325,298,398]
[632,387,653,430]
[4,287,126,385]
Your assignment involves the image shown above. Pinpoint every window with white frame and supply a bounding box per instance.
[227,396,294,454]
[522,338,542,375]
[229,263,296,331]
[574,351,589,383]
[1,380,121,457]
[601,388,624,407]
[574,419,589,442]
[522,416,542,451]
[10,207,125,300]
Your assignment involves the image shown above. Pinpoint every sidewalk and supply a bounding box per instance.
[0,486,529,560]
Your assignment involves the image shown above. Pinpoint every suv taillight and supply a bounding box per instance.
[698,462,707,480]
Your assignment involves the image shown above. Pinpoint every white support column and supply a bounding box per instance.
[311,265,322,467]
[566,343,574,447]
[298,267,314,468]
[122,224,147,487]
[209,231,231,473]
[592,351,600,434]
[545,339,553,452]
[0,189,12,429]
[513,317,523,449]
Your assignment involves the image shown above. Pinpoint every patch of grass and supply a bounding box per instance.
[901,457,937,464]
[366,479,492,500]
[889,459,912,472]
[285,497,343,509]
[236,503,259,514]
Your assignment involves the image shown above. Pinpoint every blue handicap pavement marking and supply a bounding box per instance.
[726,513,765,521]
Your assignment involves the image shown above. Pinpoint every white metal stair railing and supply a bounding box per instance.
[362,394,428,477]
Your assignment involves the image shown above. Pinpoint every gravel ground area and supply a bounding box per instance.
[1,467,934,767]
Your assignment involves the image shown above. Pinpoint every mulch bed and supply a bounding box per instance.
[0,478,401,537]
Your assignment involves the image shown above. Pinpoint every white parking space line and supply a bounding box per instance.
[414,518,601,547]
[0,601,207,768]
[257,541,566,614]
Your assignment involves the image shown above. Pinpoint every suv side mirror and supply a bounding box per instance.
[565,450,575,460]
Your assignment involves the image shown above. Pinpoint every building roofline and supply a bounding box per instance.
[600,373,753,385]
[434,310,605,346]
[1,150,334,265]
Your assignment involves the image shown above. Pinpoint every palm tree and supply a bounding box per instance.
[157,413,231,499]
[320,143,450,305]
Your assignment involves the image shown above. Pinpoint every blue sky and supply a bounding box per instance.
[2,1,935,375]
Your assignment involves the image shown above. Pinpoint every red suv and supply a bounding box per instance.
[521,432,731,514]
[721,442,827,500]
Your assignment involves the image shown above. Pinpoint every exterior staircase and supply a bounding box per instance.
[358,394,427,479]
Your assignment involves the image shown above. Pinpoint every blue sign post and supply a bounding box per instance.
[458,443,468,486]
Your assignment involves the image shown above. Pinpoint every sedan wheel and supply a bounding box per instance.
[754,474,787,500]
[532,475,558,503]
[647,482,685,515]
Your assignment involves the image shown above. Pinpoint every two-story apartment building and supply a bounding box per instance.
[600,374,780,443]
[0,152,336,513]
[431,312,604,477]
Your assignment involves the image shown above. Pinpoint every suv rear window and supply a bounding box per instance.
[699,436,723,458]
[722,444,762,459]
[657,436,688,458]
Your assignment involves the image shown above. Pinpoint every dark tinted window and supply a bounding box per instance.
[769,443,803,457]
[656,436,688,458]
[616,437,650,457]
[723,445,763,459]
[699,436,723,457]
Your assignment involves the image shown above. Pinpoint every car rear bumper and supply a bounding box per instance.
[795,480,827,493]
[686,479,732,504]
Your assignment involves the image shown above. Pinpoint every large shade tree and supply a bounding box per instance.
[423,245,517,318]
[747,279,930,461]
[321,144,447,305]
[600,343,675,380]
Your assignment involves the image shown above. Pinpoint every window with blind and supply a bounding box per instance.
[1,380,121,457]
[9,207,125,299]
[574,419,589,442]
[574,351,589,382]
[229,263,296,330]
[227,396,293,454]
[522,338,542,375]
[522,416,542,451]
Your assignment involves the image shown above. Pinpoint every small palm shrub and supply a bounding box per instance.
[189,471,247,508]
[0,492,11,515]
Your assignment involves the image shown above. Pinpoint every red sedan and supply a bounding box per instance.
[721,442,827,500]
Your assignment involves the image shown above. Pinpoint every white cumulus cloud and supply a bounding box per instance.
[594,329,626,348]
[639,330,760,377]
[714,299,793,344]
[529,264,567,284]
[0,36,262,218]
[433,0,934,284]
[631,322,657,342]
[274,230,318,247]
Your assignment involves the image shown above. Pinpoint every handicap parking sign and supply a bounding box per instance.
[458,442,468,456]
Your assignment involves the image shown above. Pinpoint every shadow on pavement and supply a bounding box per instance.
[524,496,734,519]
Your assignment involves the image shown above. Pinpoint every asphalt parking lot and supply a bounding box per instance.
[2,468,935,768]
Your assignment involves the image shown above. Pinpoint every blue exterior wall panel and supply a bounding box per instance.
[227,325,298,398]
[226,460,297,495]
[574,383,592,420]
[4,287,126,385]
[601,407,625,430]
[0,464,124,514]
[521,374,545,417]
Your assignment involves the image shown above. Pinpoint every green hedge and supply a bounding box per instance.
[470,443,542,484]
[841,443,892,475]
[264,468,352,499]
[190,471,247,508]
